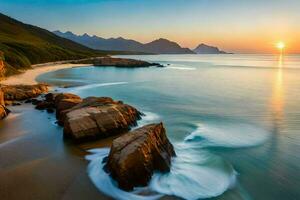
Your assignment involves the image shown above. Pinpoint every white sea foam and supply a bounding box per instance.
[184,122,270,148]
[69,82,128,92]
[86,146,236,200]
[149,147,237,200]
[166,64,196,70]
[136,111,161,128]
[85,112,272,200]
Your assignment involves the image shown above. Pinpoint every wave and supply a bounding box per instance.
[150,147,236,200]
[68,82,128,92]
[85,115,269,199]
[86,146,236,200]
[166,65,196,71]
[183,122,270,148]
[136,111,161,128]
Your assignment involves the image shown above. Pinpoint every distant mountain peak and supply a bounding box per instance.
[82,33,89,36]
[193,43,228,54]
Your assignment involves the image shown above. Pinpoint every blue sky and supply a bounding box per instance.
[1,0,299,53]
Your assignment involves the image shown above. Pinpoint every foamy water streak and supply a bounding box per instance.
[86,112,243,200]
[166,64,196,71]
[136,111,161,128]
[184,122,270,148]
[150,147,236,200]
[70,82,128,92]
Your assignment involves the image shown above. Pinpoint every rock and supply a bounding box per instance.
[54,93,82,120]
[12,102,21,106]
[35,101,54,110]
[46,108,54,113]
[54,93,81,107]
[63,97,141,141]
[45,93,55,102]
[0,105,9,119]
[1,84,48,101]
[4,100,13,106]
[0,88,9,119]
[31,99,41,105]
[0,87,5,106]
[75,57,164,68]
[24,99,32,103]
[105,123,175,191]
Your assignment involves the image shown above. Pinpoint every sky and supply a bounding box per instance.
[0,0,300,53]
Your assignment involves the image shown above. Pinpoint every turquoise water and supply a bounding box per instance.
[37,54,300,200]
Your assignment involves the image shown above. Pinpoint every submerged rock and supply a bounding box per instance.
[1,84,48,102]
[35,101,54,110]
[105,123,176,191]
[63,97,141,141]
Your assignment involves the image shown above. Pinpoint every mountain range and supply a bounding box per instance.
[53,31,194,54]
[54,31,228,54]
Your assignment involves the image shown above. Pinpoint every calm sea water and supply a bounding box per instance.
[37,54,300,200]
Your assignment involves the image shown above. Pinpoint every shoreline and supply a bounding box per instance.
[0,63,92,85]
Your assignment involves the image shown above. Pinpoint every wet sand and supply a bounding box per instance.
[0,104,113,200]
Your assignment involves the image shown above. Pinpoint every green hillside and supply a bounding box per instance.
[0,13,112,77]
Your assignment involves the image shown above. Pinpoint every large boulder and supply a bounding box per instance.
[1,84,48,102]
[63,97,141,141]
[54,93,82,121]
[105,123,176,191]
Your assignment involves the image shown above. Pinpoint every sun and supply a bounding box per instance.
[276,41,285,50]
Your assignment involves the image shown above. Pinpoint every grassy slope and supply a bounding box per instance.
[0,13,122,77]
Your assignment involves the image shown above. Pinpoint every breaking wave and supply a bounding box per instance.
[86,116,269,200]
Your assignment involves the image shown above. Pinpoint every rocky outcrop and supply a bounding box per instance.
[1,84,48,103]
[105,123,176,191]
[61,97,140,141]
[54,93,82,122]
[62,97,141,141]
[73,57,164,68]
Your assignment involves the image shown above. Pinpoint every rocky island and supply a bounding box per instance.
[193,43,229,54]
[72,56,164,68]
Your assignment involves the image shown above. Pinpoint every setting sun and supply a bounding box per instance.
[276,41,285,50]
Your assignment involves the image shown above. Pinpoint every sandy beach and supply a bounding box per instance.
[1,63,92,85]
[0,62,110,199]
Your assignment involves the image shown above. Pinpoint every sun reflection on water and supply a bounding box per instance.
[270,53,285,128]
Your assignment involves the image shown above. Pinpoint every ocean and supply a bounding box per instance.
[34,54,300,200]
